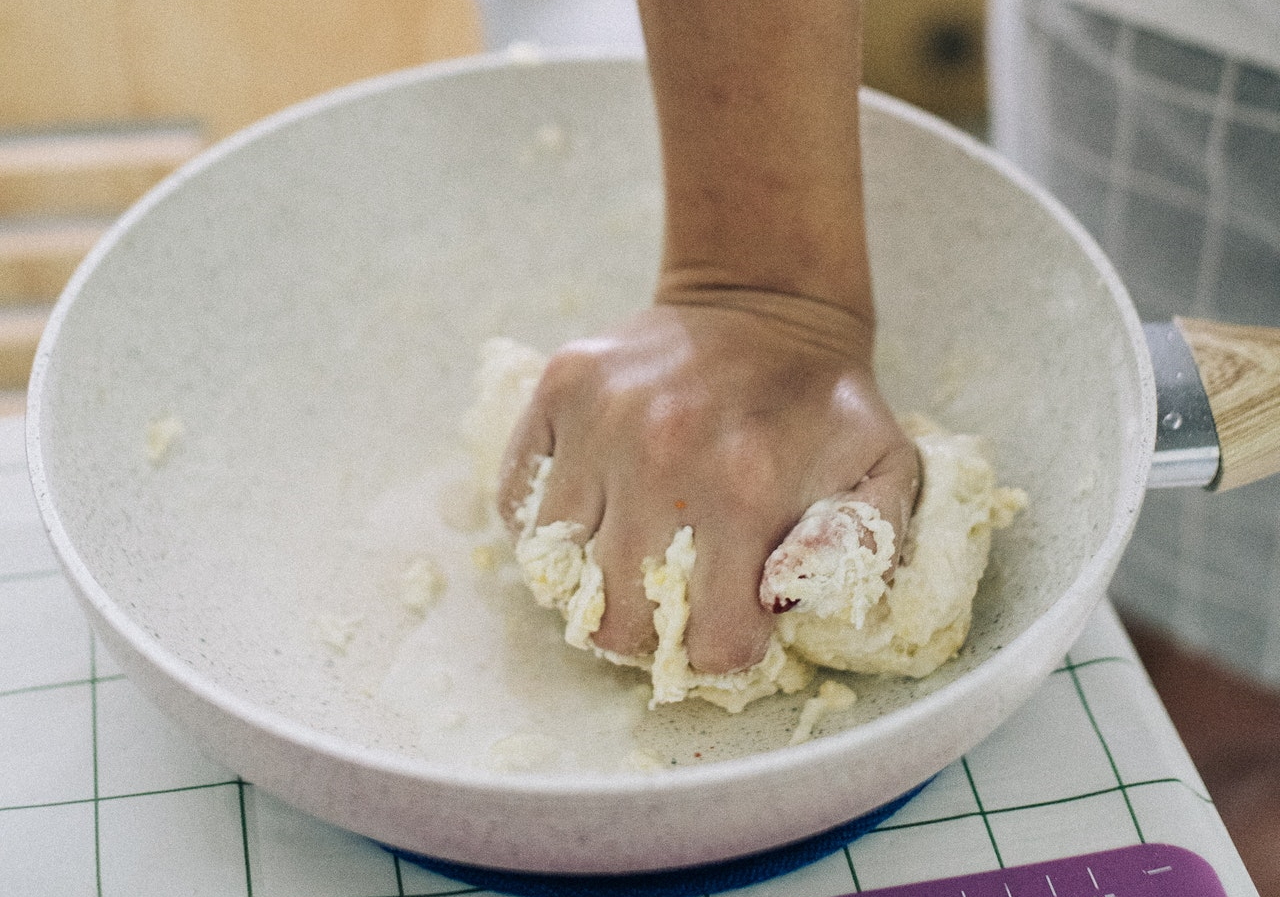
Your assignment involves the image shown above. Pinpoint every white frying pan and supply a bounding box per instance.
[25,54,1280,875]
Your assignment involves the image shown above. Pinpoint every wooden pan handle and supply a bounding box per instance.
[1175,316,1280,491]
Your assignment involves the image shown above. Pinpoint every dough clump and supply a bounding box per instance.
[472,338,1026,712]
[772,418,1026,679]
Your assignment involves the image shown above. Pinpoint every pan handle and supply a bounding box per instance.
[1176,316,1280,491]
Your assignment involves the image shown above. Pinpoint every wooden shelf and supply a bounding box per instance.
[0,0,483,399]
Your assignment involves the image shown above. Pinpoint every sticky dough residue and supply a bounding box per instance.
[516,478,812,713]
[476,338,1027,714]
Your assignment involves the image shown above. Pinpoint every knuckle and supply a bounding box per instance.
[538,344,599,403]
[633,390,712,474]
[718,433,784,516]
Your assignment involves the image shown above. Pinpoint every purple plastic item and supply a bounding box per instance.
[853,844,1227,897]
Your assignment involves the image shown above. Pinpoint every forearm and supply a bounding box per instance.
[637,0,873,332]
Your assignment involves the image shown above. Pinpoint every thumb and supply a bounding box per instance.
[759,444,919,615]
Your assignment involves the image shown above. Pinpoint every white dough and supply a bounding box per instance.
[789,680,858,746]
[145,414,185,465]
[477,338,1027,712]
[774,417,1028,679]
[400,557,447,612]
[460,336,545,521]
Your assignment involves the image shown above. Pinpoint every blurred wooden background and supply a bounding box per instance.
[863,0,987,129]
[0,0,483,413]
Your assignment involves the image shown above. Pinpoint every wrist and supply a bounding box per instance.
[652,277,877,364]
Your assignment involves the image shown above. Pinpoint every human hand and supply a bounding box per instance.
[497,293,920,674]
[492,1,914,676]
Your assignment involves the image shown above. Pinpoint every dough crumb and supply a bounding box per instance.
[145,415,185,465]
[789,680,858,746]
[431,709,466,731]
[533,123,568,156]
[317,613,363,654]
[471,541,512,573]
[400,557,447,612]
[623,748,668,772]
[487,731,561,772]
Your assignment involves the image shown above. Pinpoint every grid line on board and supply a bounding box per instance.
[1063,652,1145,843]
[0,623,1216,897]
[394,855,407,896]
[0,780,246,815]
[842,843,863,893]
[1052,655,1128,674]
[0,674,124,702]
[962,755,1005,869]
[236,779,254,897]
[874,776,1209,836]
[0,567,63,588]
[89,632,103,897]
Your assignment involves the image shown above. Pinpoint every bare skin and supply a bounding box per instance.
[497,1,920,674]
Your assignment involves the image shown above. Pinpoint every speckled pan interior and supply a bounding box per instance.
[27,54,1154,874]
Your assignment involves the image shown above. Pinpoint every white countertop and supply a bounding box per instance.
[0,413,1259,896]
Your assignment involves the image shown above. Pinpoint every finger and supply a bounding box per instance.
[496,401,555,536]
[683,525,776,674]
[760,441,920,615]
[852,440,921,565]
[589,505,672,658]
[534,452,606,544]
